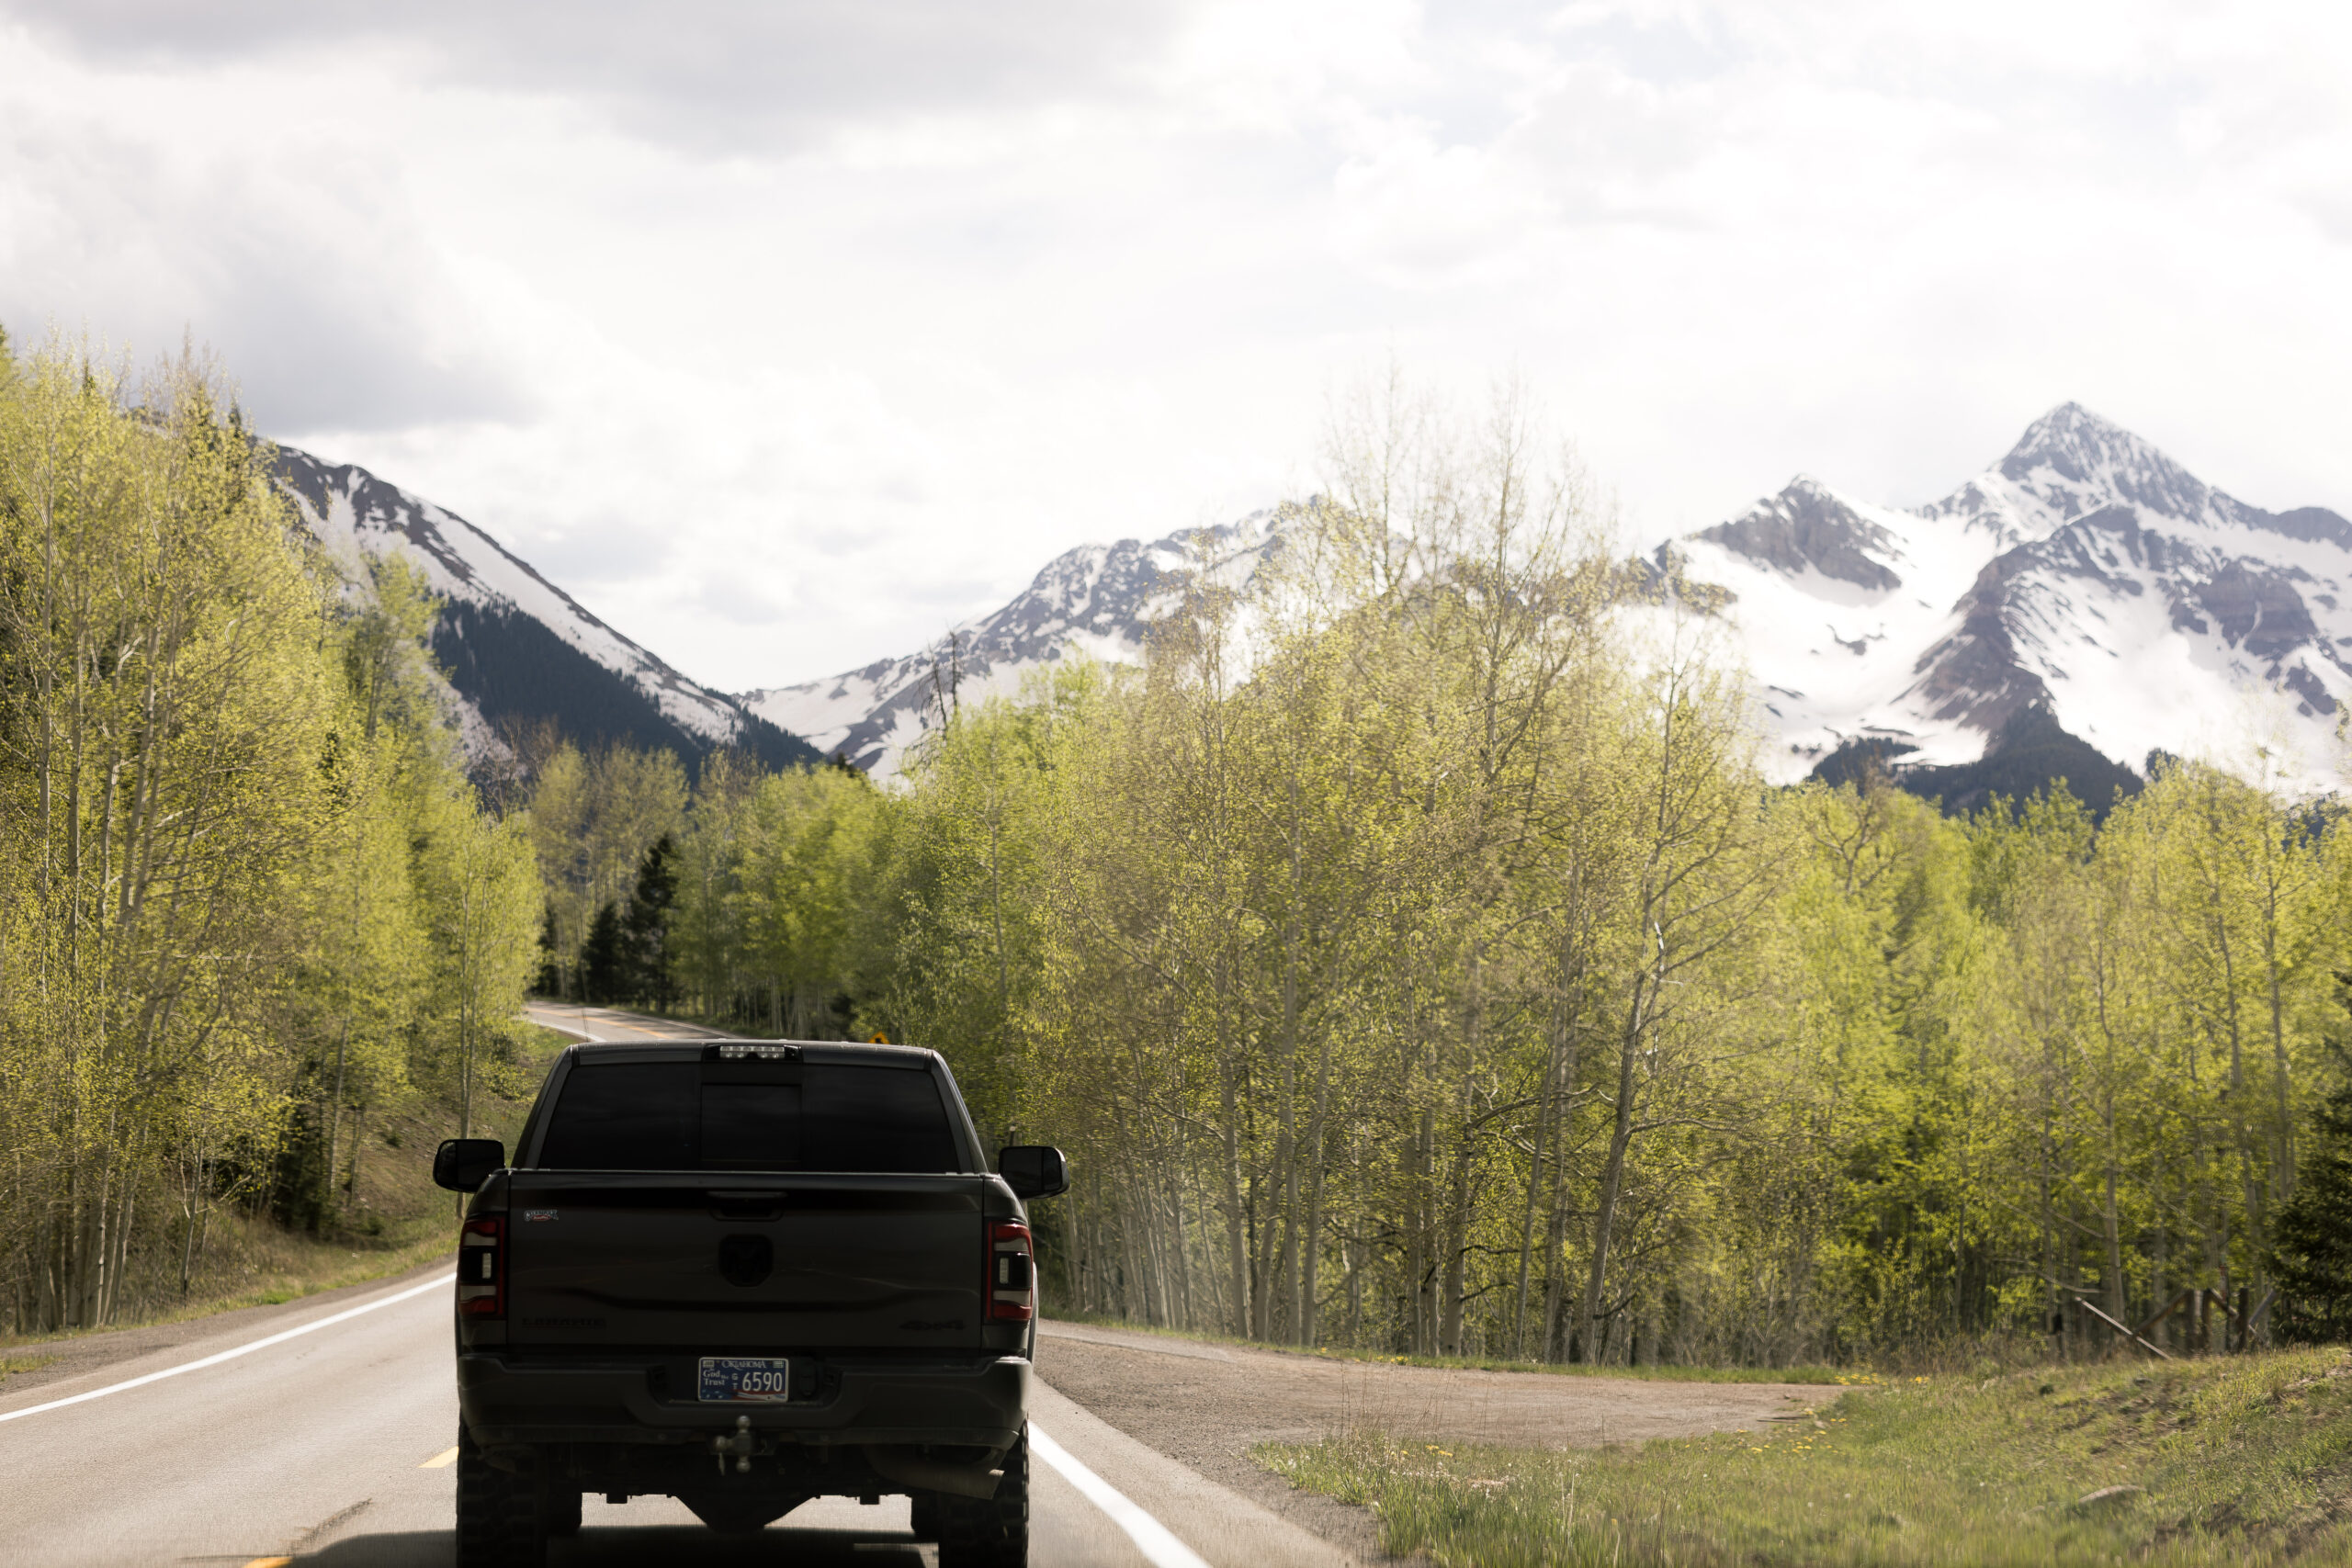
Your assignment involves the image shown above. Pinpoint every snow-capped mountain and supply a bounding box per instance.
[271,445,817,771]
[1668,403,2352,788]
[742,514,1284,775]
[740,402,2346,796]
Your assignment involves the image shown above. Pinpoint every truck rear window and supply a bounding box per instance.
[537,1062,962,1173]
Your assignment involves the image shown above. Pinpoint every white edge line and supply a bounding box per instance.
[1031,1423,1213,1568]
[526,1007,602,1043]
[0,1272,455,1424]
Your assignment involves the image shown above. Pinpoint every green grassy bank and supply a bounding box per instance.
[0,1026,568,1353]
[1261,1348,2352,1566]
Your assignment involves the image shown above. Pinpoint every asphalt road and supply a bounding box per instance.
[0,1264,1356,1567]
[0,1006,1356,1567]
[522,1001,735,1045]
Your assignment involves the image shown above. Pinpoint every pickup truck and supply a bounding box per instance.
[432,1037,1068,1568]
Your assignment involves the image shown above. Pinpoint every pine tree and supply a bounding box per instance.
[536,905,564,998]
[2273,1043,2352,1343]
[579,902,628,1004]
[623,834,681,1011]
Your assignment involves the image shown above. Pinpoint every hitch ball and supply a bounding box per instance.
[711,1413,756,1475]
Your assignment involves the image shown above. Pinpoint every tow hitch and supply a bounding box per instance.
[711,1414,756,1475]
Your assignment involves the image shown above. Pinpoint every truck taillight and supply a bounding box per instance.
[457,1216,504,1318]
[987,1221,1034,1322]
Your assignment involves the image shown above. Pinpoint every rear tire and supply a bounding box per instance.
[909,1490,942,1541]
[542,1483,582,1538]
[455,1427,547,1568]
[937,1429,1028,1568]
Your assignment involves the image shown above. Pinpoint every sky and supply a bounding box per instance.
[2,1,2348,694]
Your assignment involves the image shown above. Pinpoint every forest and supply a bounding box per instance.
[8,324,2345,1371]
[0,336,543,1335]
[532,382,2352,1370]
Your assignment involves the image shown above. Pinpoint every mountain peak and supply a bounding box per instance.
[270,443,816,773]
[743,510,1290,776]
[1980,401,2218,532]
[2001,399,2128,460]
[2000,401,2177,484]
[1692,473,1901,592]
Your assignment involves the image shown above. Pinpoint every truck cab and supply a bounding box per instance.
[435,1038,1067,1567]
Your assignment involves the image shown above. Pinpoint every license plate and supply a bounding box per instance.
[697,1357,792,1403]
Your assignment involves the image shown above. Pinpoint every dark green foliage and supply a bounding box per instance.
[1807,736,1916,789]
[2272,1054,2352,1344]
[1809,705,2142,820]
[534,904,563,998]
[621,834,680,1011]
[434,600,691,760]
[578,901,627,1005]
[573,837,681,1010]
[266,1089,332,1235]
[431,600,819,777]
[732,713,825,775]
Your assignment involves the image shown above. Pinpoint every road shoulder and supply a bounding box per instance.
[0,1252,455,1406]
[1032,1377,1367,1567]
[1035,1319,1821,1565]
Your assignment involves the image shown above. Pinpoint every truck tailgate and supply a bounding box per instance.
[503,1171,988,1351]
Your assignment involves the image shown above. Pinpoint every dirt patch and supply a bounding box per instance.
[1035,1320,1819,1562]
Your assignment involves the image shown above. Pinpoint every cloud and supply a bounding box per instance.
[5,0,2352,695]
[0,0,1195,152]
[0,44,528,431]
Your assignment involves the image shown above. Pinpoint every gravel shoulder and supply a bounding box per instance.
[0,1252,455,1404]
[1035,1319,1822,1562]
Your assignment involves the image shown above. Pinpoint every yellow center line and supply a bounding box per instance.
[421,1445,460,1469]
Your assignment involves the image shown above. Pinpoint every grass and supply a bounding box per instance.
[1046,1308,1845,1384]
[0,1199,463,1357]
[1259,1346,2352,1566]
[0,1353,57,1383]
[9,1229,461,1348]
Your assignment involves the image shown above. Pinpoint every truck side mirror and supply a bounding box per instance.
[434,1138,505,1192]
[997,1145,1069,1200]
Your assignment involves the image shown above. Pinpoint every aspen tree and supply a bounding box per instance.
[0,338,544,1329]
